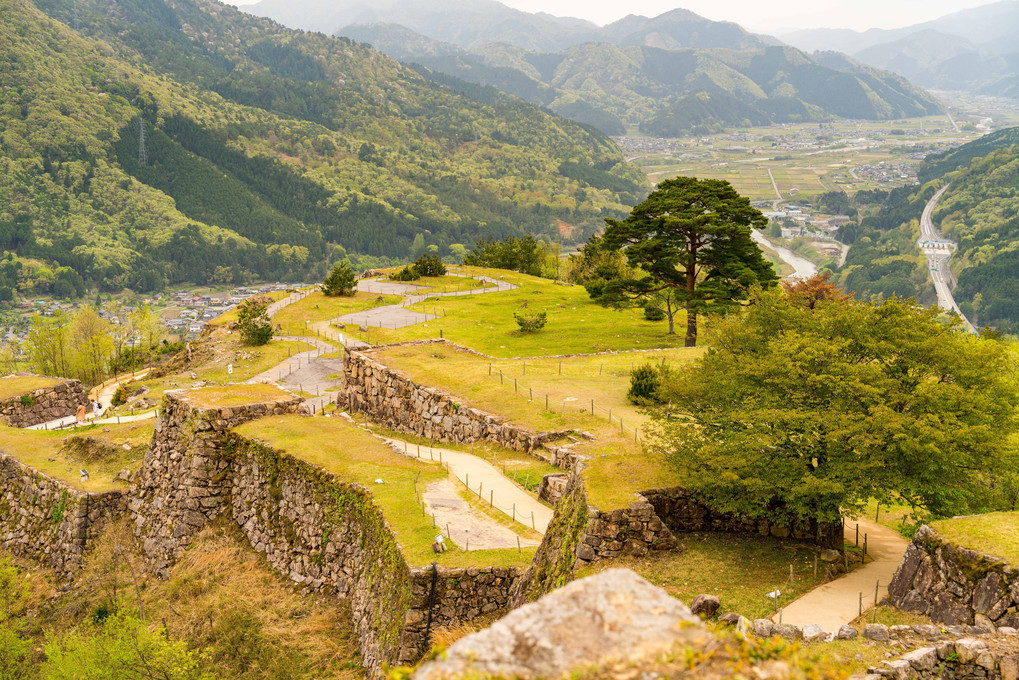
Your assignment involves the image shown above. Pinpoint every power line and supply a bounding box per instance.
[138,118,148,166]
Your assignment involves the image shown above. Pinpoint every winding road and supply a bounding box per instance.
[918,186,976,333]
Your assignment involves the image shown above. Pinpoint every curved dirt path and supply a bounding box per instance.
[333,273,517,332]
[774,517,908,632]
[422,478,540,551]
[382,437,553,534]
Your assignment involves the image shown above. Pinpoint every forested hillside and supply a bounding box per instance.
[835,127,1019,330]
[0,0,645,296]
[341,22,942,136]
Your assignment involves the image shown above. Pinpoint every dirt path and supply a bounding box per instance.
[774,517,908,632]
[383,438,553,534]
[423,479,540,551]
[333,273,517,332]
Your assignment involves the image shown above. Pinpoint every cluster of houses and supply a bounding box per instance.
[0,283,306,346]
[161,283,301,337]
[763,208,852,240]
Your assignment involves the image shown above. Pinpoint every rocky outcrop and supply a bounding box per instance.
[415,569,708,680]
[889,525,1019,628]
[0,376,90,427]
[0,451,126,577]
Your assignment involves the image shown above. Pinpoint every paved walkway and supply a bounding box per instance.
[333,273,517,331]
[382,437,553,534]
[423,479,540,551]
[775,517,909,632]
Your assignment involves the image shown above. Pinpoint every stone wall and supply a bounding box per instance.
[129,391,305,577]
[128,389,518,676]
[642,486,821,541]
[0,376,90,427]
[863,636,1019,679]
[889,525,1019,628]
[229,437,520,673]
[578,494,679,564]
[0,451,126,577]
[342,344,567,453]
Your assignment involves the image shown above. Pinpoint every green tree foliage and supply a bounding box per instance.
[513,311,547,332]
[235,297,273,346]
[390,266,421,282]
[463,235,552,276]
[0,557,32,680]
[596,177,777,345]
[412,253,446,277]
[42,610,208,680]
[650,287,1019,548]
[627,363,662,405]
[322,263,356,297]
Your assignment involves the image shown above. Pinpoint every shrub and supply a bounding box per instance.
[627,363,662,405]
[322,262,356,297]
[110,386,127,407]
[514,311,547,332]
[413,253,446,277]
[236,296,273,346]
[390,266,421,282]
[644,305,666,321]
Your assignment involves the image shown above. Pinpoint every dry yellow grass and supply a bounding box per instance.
[0,375,62,401]
[932,511,1019,564]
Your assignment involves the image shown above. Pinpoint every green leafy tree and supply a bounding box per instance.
[650,287,1019,548]
[412,253,446,277]
[0,557,31,680]
[322,263,357,297]
[597,177,777,345]
[235,296,273,346]
[627,364,662,405]
[43,610,208,680]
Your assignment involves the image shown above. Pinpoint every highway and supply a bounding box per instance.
[918,185,977,333]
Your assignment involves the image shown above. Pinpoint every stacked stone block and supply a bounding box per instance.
[889,525,1019,628]
[0,377,90,427]
[0,452,127,577]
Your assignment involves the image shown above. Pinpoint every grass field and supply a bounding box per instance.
[0,420,153,492]
[373,343,684,508]
[932,511,1019,563]
[342,268,686,357]
[180,384,296,409]
[634,117,978,204]
[123,329,313,408]
[234,415,535,568]
[272,290,402,337]
[0,375,62,401]
[576,532,830,619]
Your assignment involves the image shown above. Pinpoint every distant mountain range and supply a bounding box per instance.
[0,0,644,295]
[245,0,941,135]
[779,1,1019,96]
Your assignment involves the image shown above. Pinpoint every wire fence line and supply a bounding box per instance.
[484,363,646,443]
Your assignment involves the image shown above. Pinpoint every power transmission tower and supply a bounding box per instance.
[138,118,148,166]
[72,0,79,30]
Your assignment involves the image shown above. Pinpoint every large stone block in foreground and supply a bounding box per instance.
[414,568,708,680]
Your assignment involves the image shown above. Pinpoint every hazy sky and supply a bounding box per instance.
[464,0,993,33]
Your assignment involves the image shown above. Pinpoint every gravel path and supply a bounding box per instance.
[383,437,553,534]
[423,479,540,551]
[774,517,908,632]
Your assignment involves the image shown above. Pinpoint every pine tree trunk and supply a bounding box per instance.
[685,309,697,347]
